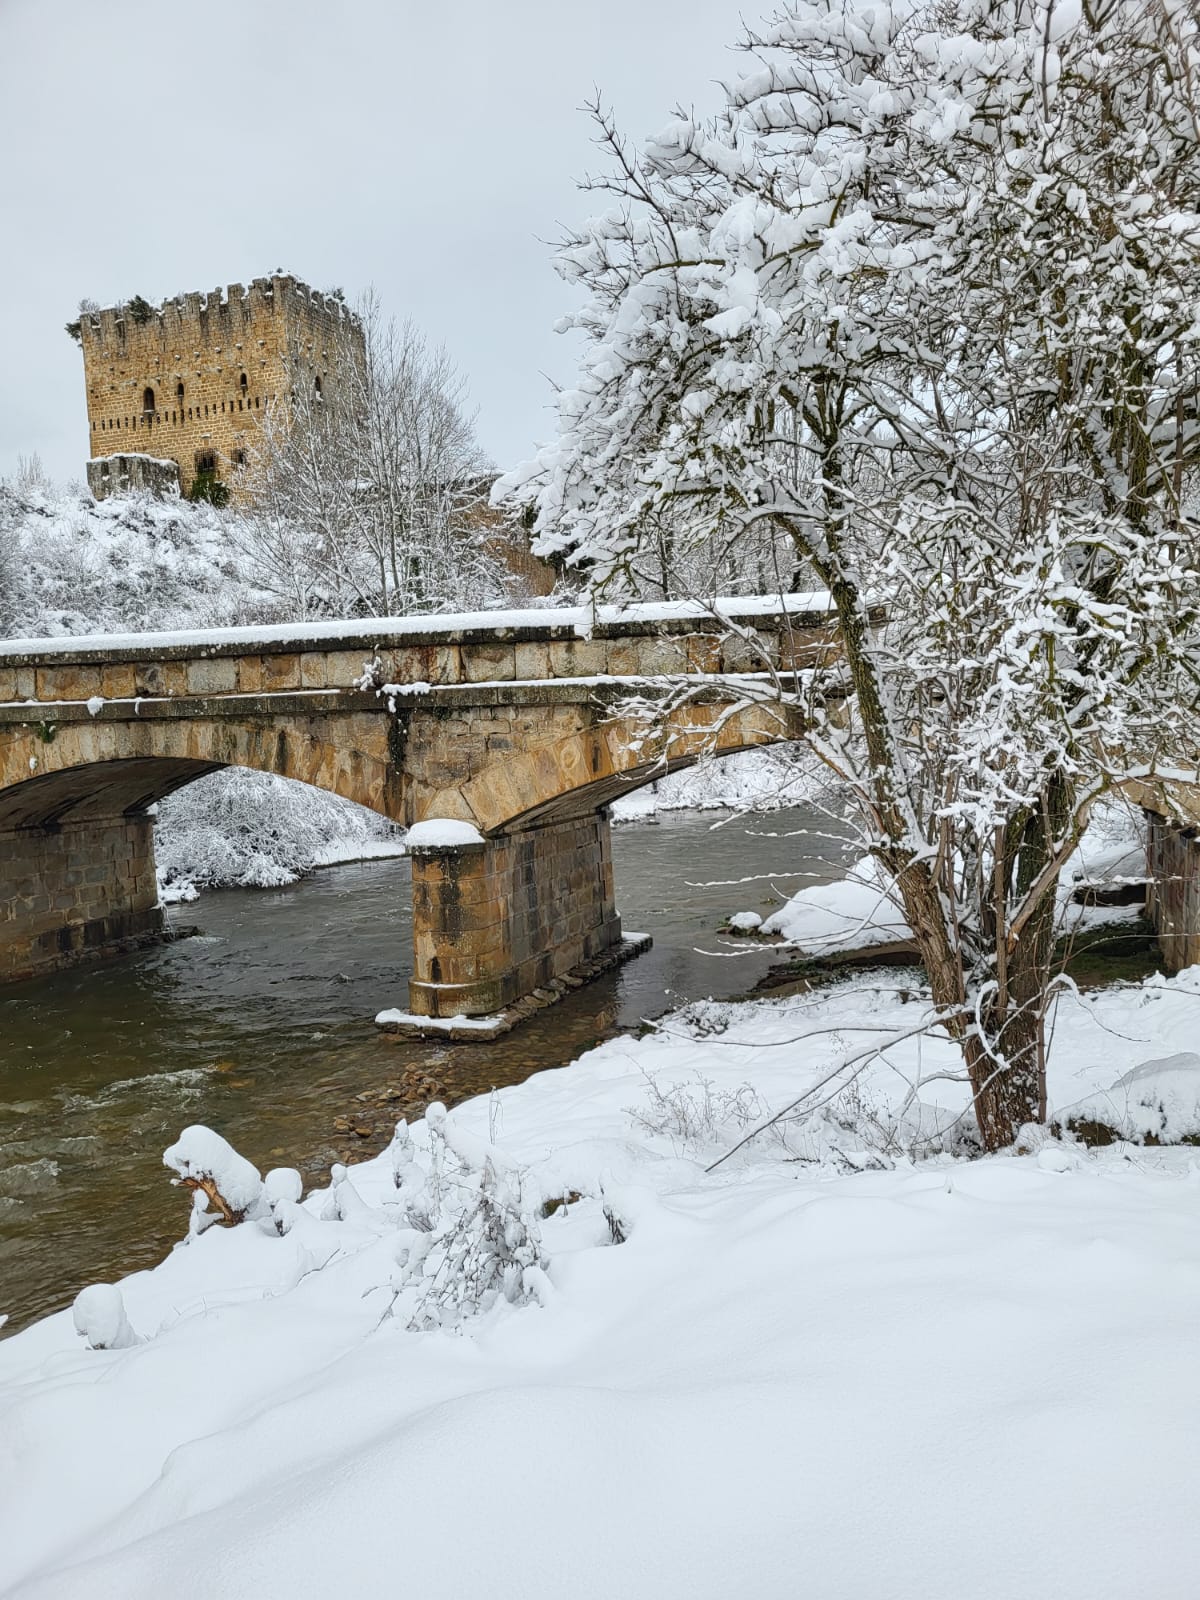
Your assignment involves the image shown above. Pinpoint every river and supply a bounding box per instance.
[0,806,848,1334]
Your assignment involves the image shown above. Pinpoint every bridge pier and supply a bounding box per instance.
[406,812,634,1022]
[0,814,164,982]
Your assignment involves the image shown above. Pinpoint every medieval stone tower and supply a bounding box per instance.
[76,274,366,502]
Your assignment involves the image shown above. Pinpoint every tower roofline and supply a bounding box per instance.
[77,275,359,345]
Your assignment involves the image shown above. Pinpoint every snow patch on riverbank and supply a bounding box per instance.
[4,966,1200,1597]
[746,800,1149,955]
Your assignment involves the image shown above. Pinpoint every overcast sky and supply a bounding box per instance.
[0,0,742,486]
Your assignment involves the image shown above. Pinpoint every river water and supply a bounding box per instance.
[0,806,848,1334]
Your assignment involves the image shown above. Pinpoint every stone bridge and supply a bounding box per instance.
[5,596,1200,1029]
[0,598,834,1031]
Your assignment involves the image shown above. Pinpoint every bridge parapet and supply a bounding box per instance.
[0,595,837,707]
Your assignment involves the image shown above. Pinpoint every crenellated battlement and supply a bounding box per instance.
[75,273,366,501]
[79,275,358,351]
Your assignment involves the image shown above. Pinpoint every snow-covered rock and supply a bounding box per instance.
[71,1285,140,1351]
[760,853,910,953]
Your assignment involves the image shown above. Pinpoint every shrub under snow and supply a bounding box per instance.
[154,769,402,896]
[0,479,277,639]
[1061,1054,1200,1146]
[153,1110,554,1336]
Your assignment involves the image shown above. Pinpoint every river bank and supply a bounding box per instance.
[4,959,1200,1598]
[0,805,849,1333]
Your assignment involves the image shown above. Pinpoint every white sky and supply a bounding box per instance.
[0,0,741,486]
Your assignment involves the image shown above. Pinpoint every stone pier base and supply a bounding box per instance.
[378,931,652,1040]
[406,812,627,1020]
[0,814,163,982]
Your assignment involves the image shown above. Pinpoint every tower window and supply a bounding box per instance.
[195,450,217,475]
[142,386,155,415]
[232,448,246,468]
[239,371,248,395]
[176,381,185,401]
[314,374,323,399]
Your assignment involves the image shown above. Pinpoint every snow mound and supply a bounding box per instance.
[162,1126,266,1219]
[72,1285,140,1351]
[761,854,910,953]
[1064,1052,1200,1144]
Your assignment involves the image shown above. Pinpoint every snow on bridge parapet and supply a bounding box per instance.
[0,592,834,664]
[0,594,842,708]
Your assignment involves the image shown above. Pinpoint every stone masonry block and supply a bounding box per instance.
[547,640,608,679]
[35,666,102,703]
[464,645,516,684]
[185,657,238,695]
[514,642,552,681]
[98,665,138,698]
[260,653,302,692]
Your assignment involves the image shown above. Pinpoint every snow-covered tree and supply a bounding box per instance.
[246,294,516,616]
[502,0,1200,1147]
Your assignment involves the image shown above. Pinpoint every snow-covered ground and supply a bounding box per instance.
[4,959,1200,1598]
[743,799,1147,953]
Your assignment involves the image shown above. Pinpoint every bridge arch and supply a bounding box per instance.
[0,679,807,1012]
[0,710,405,985]
[419,699,804,836]
[397,696,805,1027]
[0,713,403,831]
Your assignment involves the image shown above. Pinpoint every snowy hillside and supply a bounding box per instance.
[0,478,279,639]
